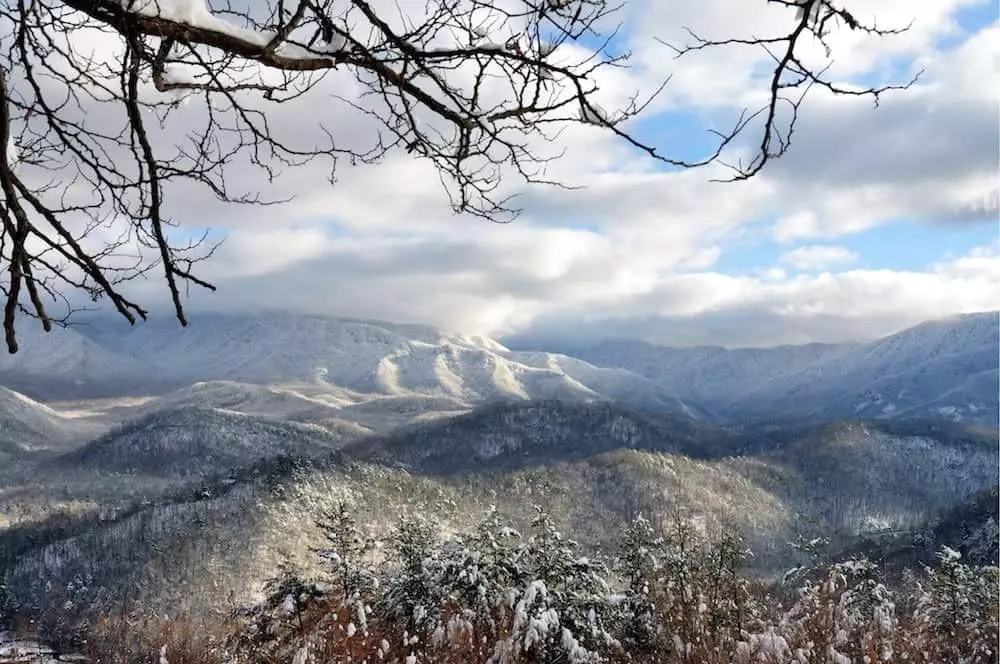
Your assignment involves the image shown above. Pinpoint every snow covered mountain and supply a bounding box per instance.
[0,385,102,456]
[55,406,351,477]
[736,312,999,423]
[517,312,999,425]
[1,311,995,425]
[0,324,154,400]
[9,400,993,620]
[348,400,736,475]
[4,313,703,418]
[133,380,352,421]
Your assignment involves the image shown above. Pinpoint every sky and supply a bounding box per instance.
[74,0,1000,347]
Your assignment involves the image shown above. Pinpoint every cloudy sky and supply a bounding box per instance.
[129,0,1000,347]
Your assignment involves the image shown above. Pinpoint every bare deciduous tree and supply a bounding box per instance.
[0,0,914,352]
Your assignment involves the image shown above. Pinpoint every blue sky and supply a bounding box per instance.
[949,0,997,43]
[716,218,999,275]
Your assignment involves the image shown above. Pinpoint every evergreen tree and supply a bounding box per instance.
[617,515,663,659]
[911,547,1000,663]
[313,499,378,633]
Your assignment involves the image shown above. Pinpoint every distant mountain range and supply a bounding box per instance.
[509,312,1000,426]
[0,313,704,419]
[0,311,996,427]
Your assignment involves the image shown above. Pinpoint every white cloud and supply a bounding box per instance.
[933,244,1000,280]
[779,245,859,270]
[162,217,1000,347]
[203,228,337,279]
[513,244,1000,347]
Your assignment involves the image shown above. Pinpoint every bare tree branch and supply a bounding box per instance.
[661,0,920,181]
[0,0,916,352]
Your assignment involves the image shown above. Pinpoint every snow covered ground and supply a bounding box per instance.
[5,313,703,429]
[525,311,1000,425]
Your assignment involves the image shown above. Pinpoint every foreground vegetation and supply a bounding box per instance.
[9,504,996,664]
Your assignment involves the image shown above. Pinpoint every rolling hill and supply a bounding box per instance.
[5,399,995,623]
[346,399,736,474]
[0,385,102,456]
[53,407,354,476]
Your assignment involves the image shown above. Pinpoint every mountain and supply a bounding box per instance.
[2,310,996,655]
[6,400,995,624]
[513,312,1000,426]
[520,339,848,408]
[743,419,998,536]
[114,380,468,434]
[0,385,102,456]
[735,312,999,423]
[925,485,999,566]
[347,400,997,535]
[131,380,371,428]
[2,311,995,428]
[54,407,354,477]
[6,313,703,418]
[843,485,999,576]
[346,399,737,475]
[76,312,451,389]
[0,324,157,399]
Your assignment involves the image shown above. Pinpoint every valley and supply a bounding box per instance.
[0,311,997,662]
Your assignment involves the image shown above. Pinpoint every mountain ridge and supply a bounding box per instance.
[0,385,104,456]
[0,310,996,427]
[509,311,999,426]
[1,312,704,419]
[53,406,355,477]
